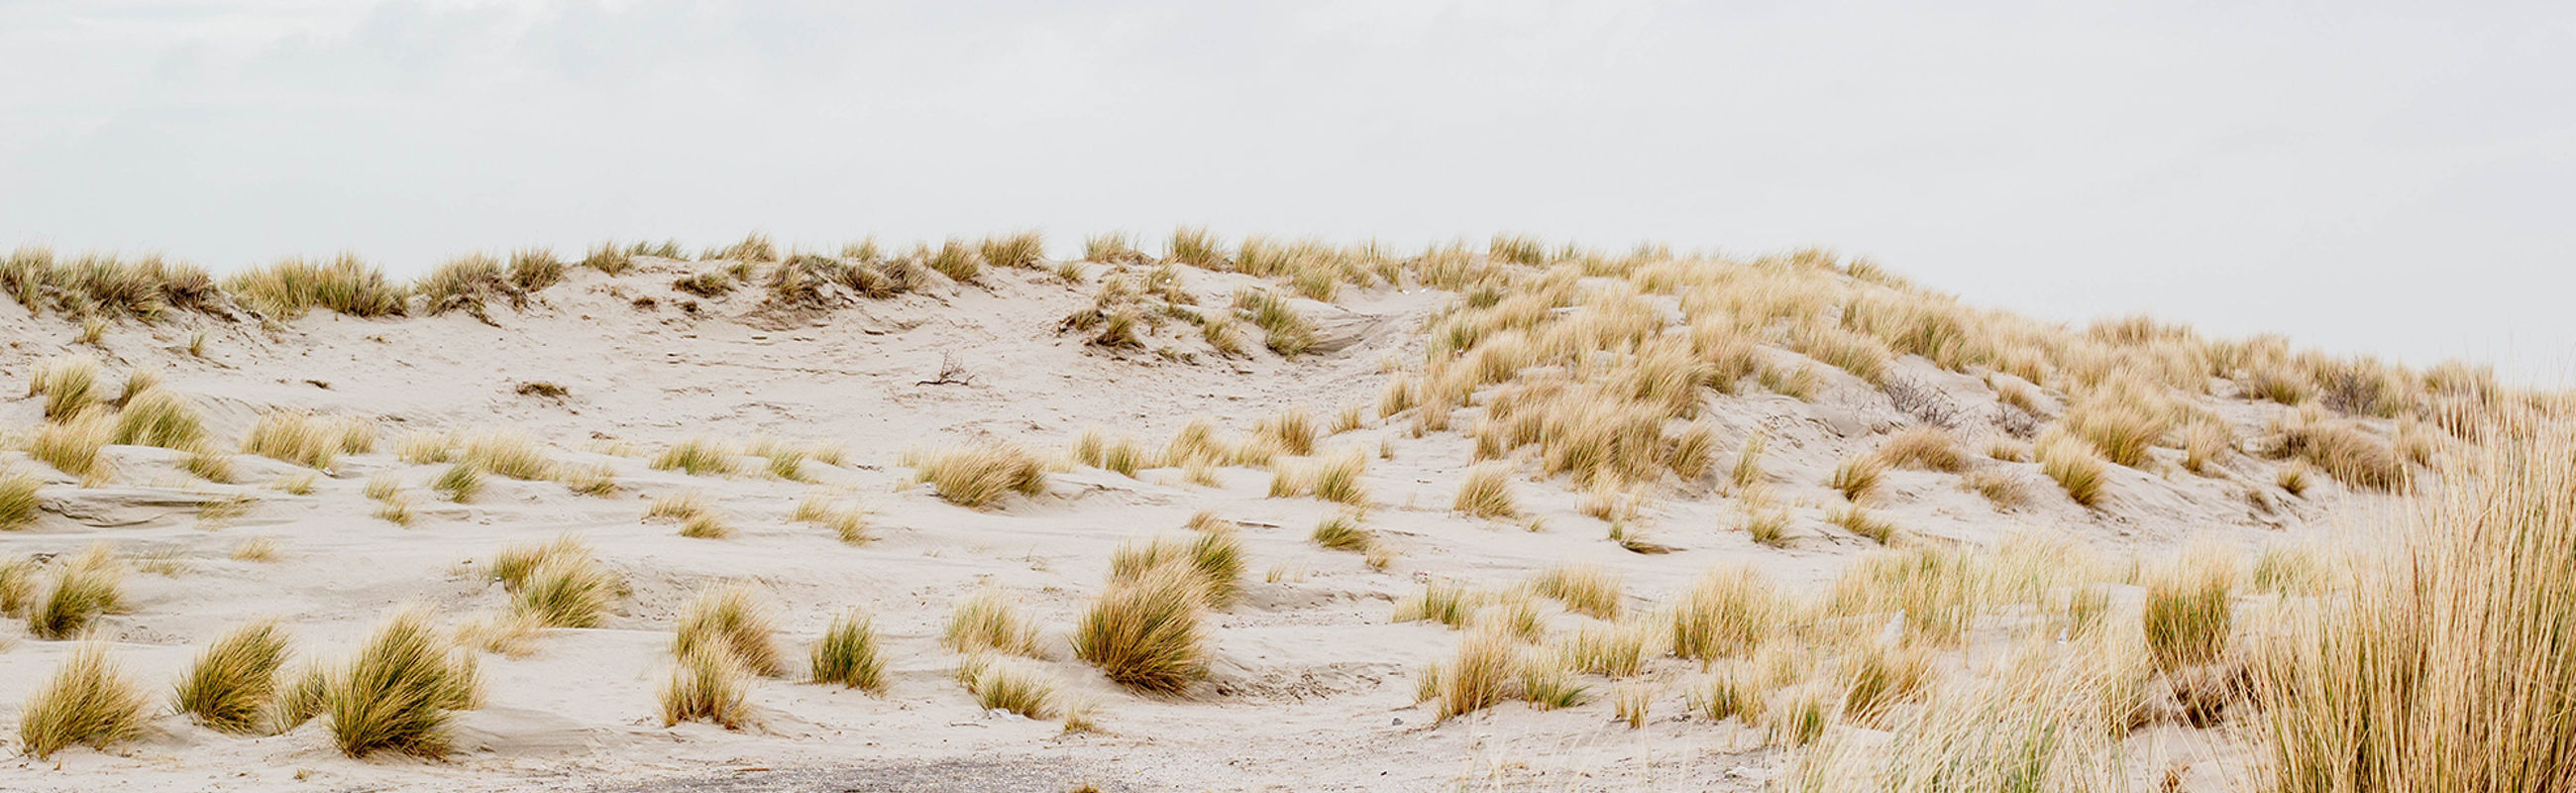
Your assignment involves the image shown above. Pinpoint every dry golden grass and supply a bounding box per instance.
[1686,665,1763,725]
[181,449,236,483]
[910,442,1049,509]
[2035,429,2107,507]
[2263,417,2407,491]
[959,654,1059,719]
[1515,647,1590,710]
[809,609,885,693]
[1453,463,1520,519]
[431,463,482,503]
[1828,505,1899,544]
[372,495,415,526]
[2252,417,2576,792]
[1828,454,1886,502]
[1838,639,1932,727]
[28,358,99,424]
[660,643,752,729]
[944,590,1042,658]
[512,554,619,629]
[29,544,123,639]
[1526,563,1623,620]
[229,535,280,562]
[2277,461,2314,497]
[1076,562,1210,694]
[650,437,737,477]
[1309,449,1369,505]
[460,430,555,481]
[1233,288,1317,356]
[17,641,147,758]
[324,607,481,757]
[2142,554,2234,671]
[1434,627,1519,721]
[1614,682,1653,728]
[1559,620,1651,677]
[224,254,408,318]
[673,583,784,677]
[242,411,372,470]
[1109,528,1244,609]
[978,230,1046,270]
[1732,431,1768,490]
[1961,468,2025,510]
[174,621,290,734]
[1,469,42,530]
[31,410,115,486]
[1669,566,1783,662]
[1394,578,1486,629]
[1875,425,1965,472]
[2064,380,2173,468]
[2182,417,2235,474]
[1789,324,1891,384]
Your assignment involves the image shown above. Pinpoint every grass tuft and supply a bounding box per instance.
[1453,463,1520,519]
[910,443,1049,509]
[1075,562,1211,694]
[809,609,886,693]
[324,607,481,757]
[672,583,785,677]
[174,621,291,734]
[17,641,147,757]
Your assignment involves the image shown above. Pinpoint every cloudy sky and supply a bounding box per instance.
[3,1,2568,379]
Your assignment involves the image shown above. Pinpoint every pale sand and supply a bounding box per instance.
[0,258,2393,791]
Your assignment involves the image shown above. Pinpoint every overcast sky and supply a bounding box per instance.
[3,1,2568,380]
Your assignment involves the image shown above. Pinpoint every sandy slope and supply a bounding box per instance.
[0,259,2394,792]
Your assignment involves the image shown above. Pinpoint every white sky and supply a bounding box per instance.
[3,1,2569,381]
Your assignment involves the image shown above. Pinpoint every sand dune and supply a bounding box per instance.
[0,243,2465,791]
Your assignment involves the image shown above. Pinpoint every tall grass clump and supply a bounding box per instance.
[1434,628,1520,721]
[2255,417,2576,791]
[173,621,291,734]
[2143,554,2235,671]
[31,410,115,486]
[29,544,124,639]
[660,644,752,729]
[1,470,43,530]
[1075,562,1211,694]
[944,590,1043,658]
[809,609,886,693]
[1109,530,1243,609]
[649,437,737,477]
[17,642,148,758]
[224,255,408,319]
[324,608,482,757]
[1453,463,1520,519]
[672,583,785,677]
[1526,563,1623,620]
[909,443,1049,509]
[512,555,619,629]
[109,387,206,449]
[1668,566,1782,662]
[30,356,102,420]
[1233,288,1317,356]
[979,231,1046,269]
[2036,429,2107,508]
[242,411,372,470]
[460,431,556,480]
